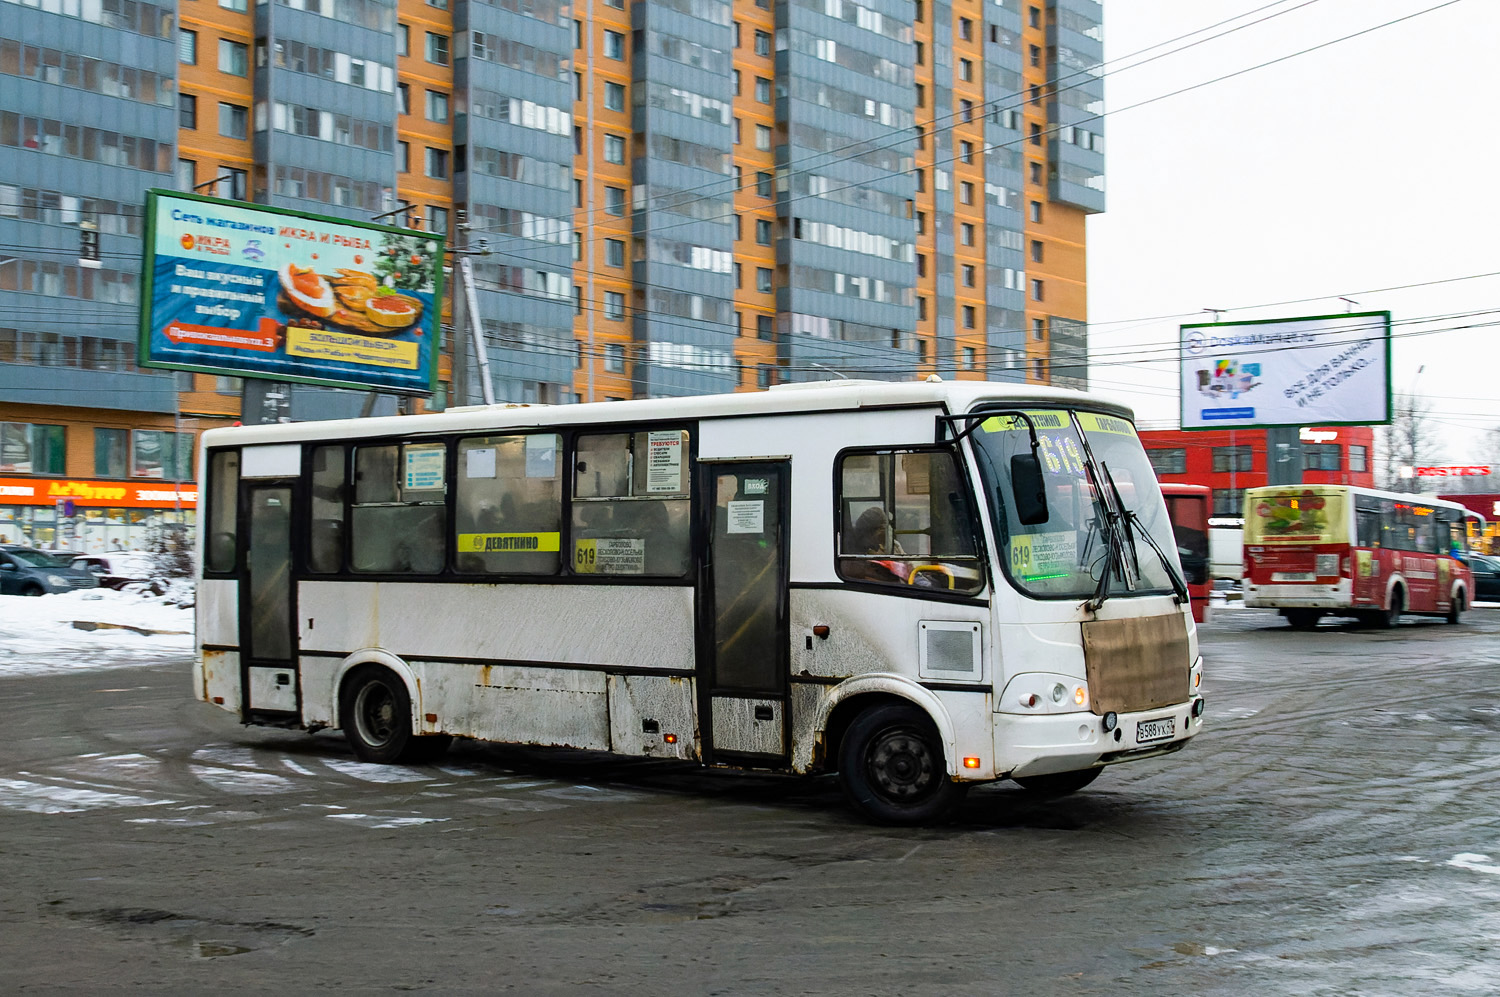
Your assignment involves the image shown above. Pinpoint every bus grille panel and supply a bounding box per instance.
[1081,614,1190,715]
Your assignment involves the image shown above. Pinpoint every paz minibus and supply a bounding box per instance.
[1242,484,1474,629]
[194,380,1205,824]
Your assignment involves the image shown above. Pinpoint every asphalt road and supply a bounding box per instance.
[3,607,1500,995]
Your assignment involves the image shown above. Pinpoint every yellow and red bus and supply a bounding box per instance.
[1242,485,1474,629]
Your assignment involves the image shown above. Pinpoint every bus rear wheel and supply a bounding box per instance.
[1284,609,1323,630]
[340,666,451,764]
[1013,767,1102,798]
[1377,589,1404,629]
[839,702,963,826]
[1447,591,1465,625]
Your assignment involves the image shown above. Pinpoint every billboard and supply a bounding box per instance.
[139,190,443,395]
[1179,311,1390,430]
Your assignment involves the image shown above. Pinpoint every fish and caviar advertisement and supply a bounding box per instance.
[138,190,443,394]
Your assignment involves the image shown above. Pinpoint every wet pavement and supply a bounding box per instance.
[2,606,1499,994]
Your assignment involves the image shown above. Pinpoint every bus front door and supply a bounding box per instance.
[239,482,299,721]
[701,462,790,765]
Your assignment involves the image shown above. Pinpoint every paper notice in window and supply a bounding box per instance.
[727,500,764,534]
[465,447,496,479]
[403,445,445,491]
[646,431,684,493]
[574,538,645,574]
[525,436,557,478]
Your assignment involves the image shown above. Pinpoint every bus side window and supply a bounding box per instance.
[308,445,346,573]
[836,448,983,595]
[1356,508,1380,547]
[206,450,239,573]
[350,443,446,574]
[572,430,690,577]
[454,434,563,576]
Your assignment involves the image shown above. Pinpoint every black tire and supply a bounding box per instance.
[1284,609,1323,630]
[1013,767,1103,798]
[1447,590,1465,625]
[339,666,449,764]
[838,702,963,826]
[21,584,44,597]
[1377,588,1404,629]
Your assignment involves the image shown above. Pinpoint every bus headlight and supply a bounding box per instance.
[999,674,1092,715]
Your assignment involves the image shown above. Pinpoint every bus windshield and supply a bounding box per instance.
[1243,488,1350,545]
[970,409,1177,600]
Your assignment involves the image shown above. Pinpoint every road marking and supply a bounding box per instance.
[1447,853,1500,875]
[321,759,433,783]
[189,766,298,793]
[0,777,173,814]
[326,813,450,829]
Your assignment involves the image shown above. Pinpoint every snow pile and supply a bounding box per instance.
[0,588,194,677]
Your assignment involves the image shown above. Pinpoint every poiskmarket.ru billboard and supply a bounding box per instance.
[1178,311,1391,430]
[138,190,444,395]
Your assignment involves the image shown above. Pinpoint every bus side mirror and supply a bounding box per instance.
[1011,454,1048,525]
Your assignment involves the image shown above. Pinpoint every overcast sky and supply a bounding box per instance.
[1087,0,1498,462]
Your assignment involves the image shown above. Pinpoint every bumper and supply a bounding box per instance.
[994,697,1204,779]
[1244,578,1350,608]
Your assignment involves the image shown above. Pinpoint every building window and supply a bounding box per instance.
[959,99,973,123]
[756,219,772,245]
[960,223,974,246]
[427,206,449,235]
[1031,358,1045,380]
[179,94,197,130]
[1,422,66,474]
[219,39,248,76]
[1213,488,1246,518]
[958,58,972,81]
[962,305,975,329]
[604,133,625,164]
[604,291,625,319]
[1304,444,1342,471]
[1212,446,1253,473]
[962,347,975,370]
[604,30,624,59]
[1032,317,1045,340]
[1029,200,1042,223]
[397,141,409,172]
[179,28,197,65]
[757,365,775,389]
[917,296,928,321]
[1029,5,1040,28]
[755,30,771,55]
[425,32,450,65]
[916,254,926,277]
[397,83,410,115]
[958,16,972,39]
[1030,240,1043,263]
[1349,445,1368,472]
[1030,161,1043,184]
[959,181,973,204]
[425,147,449,179]
[397,24,409,56]
[604,81,625,111]
[960,140,973,164]
[224,169,247,200]
[915,41,924,65]
[755,124,772,151]
[757,314,774,340]
[734,262,742,288]
[604,186,625,216]
[605,238,625,268]
[755,171,772,197]
[176,158,196,192]
[755,77,771,103]
[1147,448,1187,475]
[1030,278,1043,301]
[756,267,772,292]
[219,102,248,139]
[915,211,926,234]
[426,90,449,123]
[961,264,975,287]
[1029,44,1041,67]
[915,83,925,108]
[131,429,192,479]
[604,343,625,372]
[216,376,242,394]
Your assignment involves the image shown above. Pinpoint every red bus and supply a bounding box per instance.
[1161,483,1211,623]
[1242,485,1474,629]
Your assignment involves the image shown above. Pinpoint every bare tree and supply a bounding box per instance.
[1377,393,1443,492]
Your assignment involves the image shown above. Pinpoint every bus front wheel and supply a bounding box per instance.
[340,666,451,764]
[1284,609,1323,630]
[1447,591,1465,625]
[1377,589,1404,629]
[839,702,964,826]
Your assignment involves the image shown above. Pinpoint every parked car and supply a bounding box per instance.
[0,545,100,596]
[1470,553,1500,603]
[70,553,156,590]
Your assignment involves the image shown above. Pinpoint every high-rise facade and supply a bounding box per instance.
[0,0,1102,540]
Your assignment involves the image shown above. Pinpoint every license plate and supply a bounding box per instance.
[1272,571,1316,582]
[1136,717,1175,743]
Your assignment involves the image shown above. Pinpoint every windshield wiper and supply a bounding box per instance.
[1099,461,1189,606]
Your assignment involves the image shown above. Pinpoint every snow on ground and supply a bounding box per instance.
[0,588,193,678]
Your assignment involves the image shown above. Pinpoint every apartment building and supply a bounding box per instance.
[0,0,1102,538]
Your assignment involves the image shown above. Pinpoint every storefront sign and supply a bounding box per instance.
[1414,466,1491,477]
[139,190,443,395]
[0,477,198,508]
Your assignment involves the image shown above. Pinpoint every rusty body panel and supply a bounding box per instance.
[1081,614,1191,715]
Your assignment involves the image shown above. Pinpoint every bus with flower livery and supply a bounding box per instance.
[1242,484,1474,629]
[194,380,1205,824]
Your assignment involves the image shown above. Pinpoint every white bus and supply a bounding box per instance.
[194,380,1205,824]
